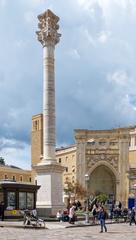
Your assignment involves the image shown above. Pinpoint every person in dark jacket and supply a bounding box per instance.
[129,207,136,226]
[0,201,5,221]
[98,206,107,233]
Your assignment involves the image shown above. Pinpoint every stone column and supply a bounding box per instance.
[36,9,61,164]
[35,9,64,216]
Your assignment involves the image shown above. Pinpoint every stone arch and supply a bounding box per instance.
[87,161,119,200]
[88,160,119,182]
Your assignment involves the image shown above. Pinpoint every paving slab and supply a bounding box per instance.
[0,222,135,239]
[0,219,125,229]
[0,222,136,240]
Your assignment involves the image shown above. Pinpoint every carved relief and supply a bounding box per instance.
[99,141,106,146]
[110,141,118,146]
[36,9,61,47]
[85,136,119,172]
[87,154,119,171]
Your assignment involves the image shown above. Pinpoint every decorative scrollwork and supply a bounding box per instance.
[87,154,119,170]
[36,9,61,47]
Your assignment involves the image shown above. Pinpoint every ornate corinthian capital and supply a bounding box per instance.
[36,9,61,47]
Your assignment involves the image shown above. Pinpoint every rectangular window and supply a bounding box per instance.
[7,192,16,210]
[20,176,23,182]
[12,176,16,181]
[19,192,34,210]
[27,193,34,209]
[19,192,26,210]
[5,175,8,180]
[72,155,75,160]
[33,120,39,131]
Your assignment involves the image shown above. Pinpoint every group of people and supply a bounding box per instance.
[109,201,136,225]
[97,205,136,232]
[56,201,108,232]
[56,203,77,224]
[56,199,136,233]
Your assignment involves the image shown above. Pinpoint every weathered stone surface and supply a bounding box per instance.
[35,9,64,215]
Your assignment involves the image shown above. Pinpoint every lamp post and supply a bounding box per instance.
[85,173,90,224]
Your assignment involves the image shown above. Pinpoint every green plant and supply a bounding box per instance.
[96,193,108,204]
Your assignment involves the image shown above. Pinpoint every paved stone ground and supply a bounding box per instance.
[0,222,136,239]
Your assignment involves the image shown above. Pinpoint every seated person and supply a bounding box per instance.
[56,210,63,222]
[31,209,38,219]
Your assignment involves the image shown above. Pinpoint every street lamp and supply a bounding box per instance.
[85,173,90,224]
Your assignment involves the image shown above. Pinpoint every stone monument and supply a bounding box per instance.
[35,9,64,216]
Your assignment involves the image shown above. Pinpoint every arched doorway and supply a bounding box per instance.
[88,165,116,201]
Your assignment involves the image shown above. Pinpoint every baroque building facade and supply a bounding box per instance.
[0,164,32,183]
[31,113,136,207]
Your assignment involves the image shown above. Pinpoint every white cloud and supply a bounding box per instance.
[77,0,93,7]
[116,93,136,116]
[0,138,31,170]
[15,40,28,48]
[77,0,110,17]
[20,0,46,8]
[0,0,7,8]
[77,0,96,11]
[32,0,45,5]
[107,70,130,86]
[98,31,111,43]
[24,11,35,23]
[129,0,136,9]
[84,28,96,46]
[8,107,28,122]
[107,70,136,117]
[100,0,136,24]
[66,49,80,60]
[77,0,136,27]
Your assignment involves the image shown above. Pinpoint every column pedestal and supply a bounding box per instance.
[35,164,65,216]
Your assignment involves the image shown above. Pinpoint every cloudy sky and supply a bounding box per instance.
[0,0,136,169]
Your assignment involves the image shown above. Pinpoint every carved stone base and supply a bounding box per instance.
[34,163,65,216]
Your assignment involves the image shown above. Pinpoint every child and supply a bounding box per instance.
[56,210,63,222]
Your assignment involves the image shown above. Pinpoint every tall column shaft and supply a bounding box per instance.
[43,45,56,162]
[35,9,65,216]
[36,9,61,164]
